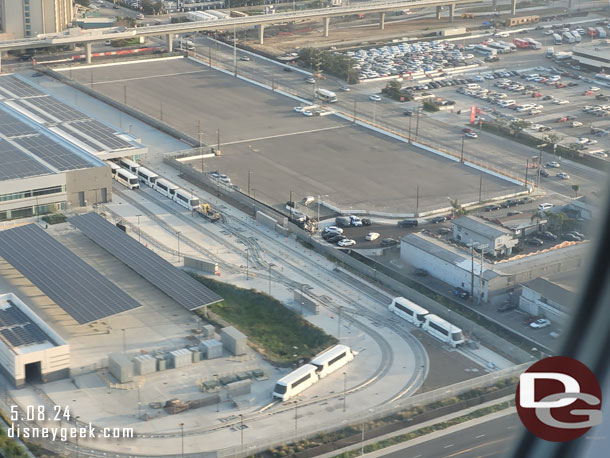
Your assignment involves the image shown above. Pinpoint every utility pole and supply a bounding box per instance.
[478,246,486,304]
[248,170,251,196]
[289,190,294,220]
[245,248,249,280]
[216,129,220,154]
[233,24,237,76]
[460,135,465,163]
[408,114,413,143]
[123,85,127,104]
[338,306,342,339]
[415,104,421,139]
[343,372,347,412]
[353,100,357,122]
[415,185,419,217]
[470,243,475,300]
[479,174,483,203]
[525,159,529,188]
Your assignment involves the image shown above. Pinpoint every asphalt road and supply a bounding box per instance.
[379,413,522,458]
[71,58,519,215]
[190,33,607,206]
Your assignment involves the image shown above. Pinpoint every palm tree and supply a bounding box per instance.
[571,184,580,197]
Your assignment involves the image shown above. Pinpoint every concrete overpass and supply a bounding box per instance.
[0,0,482,66]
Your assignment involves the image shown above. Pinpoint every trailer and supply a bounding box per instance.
[196,203,221,222]
[514,38,530,49]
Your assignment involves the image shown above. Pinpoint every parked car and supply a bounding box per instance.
[338,239,356,247]
[557,172,570,179]
[414,268,429,277]
[464,131,478,139]
[538,203,554,212]
[530,318,551,329]
[398,219,418,228]
[335,217,351,228]
[327,234,347,243]
[507,210,523,216]
[453,287,470,299]
[380,238,398,247]
[438,227,452,235]
[484,204,501,211]
[369,94,381,101]
[562,233,581,242]
[546,161,561,168]
[365,232,380,241]
[361,218,372,226]
[541,231,558,240]
[539,169,550,177]
[324,225,343,234]
[430,216,447,224]
[526,237,544,246]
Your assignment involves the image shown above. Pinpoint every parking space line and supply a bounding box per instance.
[90,70,209,85]
[219,125,349,146]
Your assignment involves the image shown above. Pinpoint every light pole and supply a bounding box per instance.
[343,372,347,412]
[179,423,184,458]
[245,248,249,280]
[460,135,465,163]
[268,263,275,295]
[361,409,373,456]
[176,231,181,261]
[239,414,244,453]
[136,214,141,243]
[248,170,252,196]
[122,328,126,352]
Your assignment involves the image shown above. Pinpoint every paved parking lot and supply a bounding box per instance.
[70,59,520,215]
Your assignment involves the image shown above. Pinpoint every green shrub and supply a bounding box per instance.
[42,213,67,225]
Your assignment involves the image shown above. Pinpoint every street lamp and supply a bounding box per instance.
[343,372,347,412]
[176,231,181,261]
[245,248,249,280]
[136,214,141,243]
[179,423,184,458]
[239,414,244,453]
[268,263,275,295]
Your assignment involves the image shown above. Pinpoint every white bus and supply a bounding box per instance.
[570,31,582,43]
[474,45,497,57]
[525,38,541,49]
[594,73,610,87]
[562,31,575,43]
[115,168,140,190]
[106,161,120,178]
[154,178,179,198]
[136,166,159,187]
[272,364,319,401]
[173,188,200,210]
[389,297,429,327]
[552,33,562,45]
[422,314,465,347]
[118,158,140,174]
[487,42,509,54]
[310,345,354,378]
[315,89,338,103]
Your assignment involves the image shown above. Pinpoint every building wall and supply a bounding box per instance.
[452,224,516,256]
[0,0,72,39]
[400,240,485,299]
[519,287,569,326]
[65,166,112,208]
[0,174,66,220]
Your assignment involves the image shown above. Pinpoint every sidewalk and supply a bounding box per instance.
[317,395,515,458]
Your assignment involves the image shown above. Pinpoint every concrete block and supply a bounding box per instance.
[201,339,222,359]
[134,354,156,376]
[170,349,192,369]
[220,326,248,356]
[108,353,133,383]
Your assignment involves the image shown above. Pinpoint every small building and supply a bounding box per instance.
[400,232,590,303]
[109,353,133,383]
[220,326,247,356]
[491,214,547,239]
[452,215,517,256]
[0,293,70,388]
[519,271,581,326]
[567,194,600,221]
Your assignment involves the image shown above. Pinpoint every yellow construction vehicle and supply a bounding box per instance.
[196,203,221,222]
[462,13,475,19]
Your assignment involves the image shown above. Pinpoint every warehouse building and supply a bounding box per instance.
[400,232,589,303]
[518,271,580,326]
[0,0,73,40]
[0,293,70,388]
[571,41,610,72]
[452,215,518,257]
[0,74,146,221]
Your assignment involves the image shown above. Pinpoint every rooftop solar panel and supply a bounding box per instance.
[0,224,142,324]
[12,99,57,123]
[56,126,106,152]
[0,75,46,98]
[70,120,133,150]
[0,110,38,137]
[70,213,223,311]
[13,135,95,171]
[25,97,89,122]
[0,139,52,182]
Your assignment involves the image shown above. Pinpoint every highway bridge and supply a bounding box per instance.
[0,0,483,67]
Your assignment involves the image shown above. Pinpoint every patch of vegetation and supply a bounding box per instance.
[381,80,412,101]
[0,425,28,457]
[42,213,67,225]
[422,101,439,112]
[298,48,359,84]
[193,276,337,365]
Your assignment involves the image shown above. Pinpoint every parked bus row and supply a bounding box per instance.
[389,297,465,347]
[272,345,355,401]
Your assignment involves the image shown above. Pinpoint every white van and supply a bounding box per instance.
[466,83,481,90]
[538,203,554,212]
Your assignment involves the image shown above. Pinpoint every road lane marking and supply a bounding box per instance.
[444,444,454,448]
[444,438,511,457]
[217,125,349,146]
[90,70,209,85]
[475,434,486,438]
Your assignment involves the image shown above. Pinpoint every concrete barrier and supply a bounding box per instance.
[184,256,219,275]
[256,210,279,230]
[293,290,320,315]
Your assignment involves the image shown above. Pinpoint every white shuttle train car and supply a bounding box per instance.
[137,166,159,187]
[115,168,140,190]
[173,188,200,210]
[388,297,429,327]
[106,161,120,178]
[422,314,465,347]
[310,344,354,378]
[118,158,140,174]
[154,178,179,198]
[273,345,355,401]
[273,364,319,401]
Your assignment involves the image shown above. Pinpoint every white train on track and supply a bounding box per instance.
[273,344,355,401]
[389,297,464,347]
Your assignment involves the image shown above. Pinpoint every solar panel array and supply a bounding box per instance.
[0,75,46,98]
[0,110,38,137]
[12,99,56,123]
[57,126,106,152]
[26,96,88,122]
[13,135,94,171]
[0,300,50,348]
[70,120,133,150]
[0,224,142,324]
[0,138,52,181]
[70,213,224,311]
